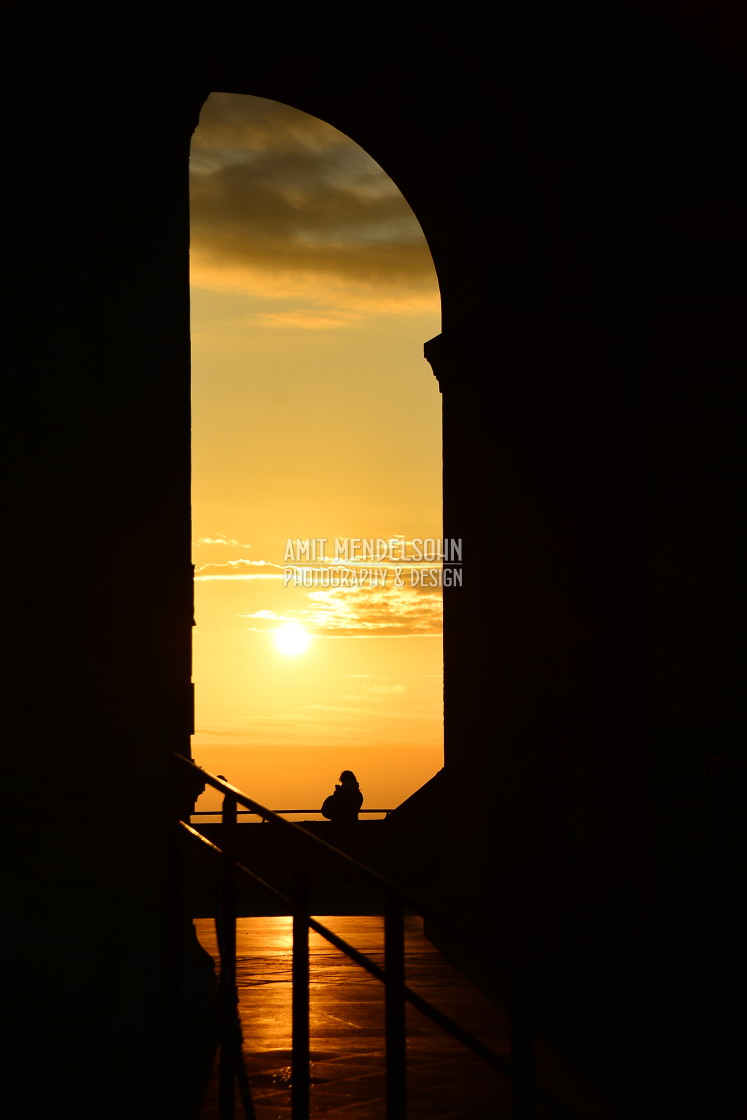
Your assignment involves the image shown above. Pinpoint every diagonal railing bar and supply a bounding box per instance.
[174,753,581,1120]
[192,808,392,816]
[710,755,747,768]
[182,820,512,1071]
[401,984,513,1076]
[181,822,292,907]
[179,757,493,955]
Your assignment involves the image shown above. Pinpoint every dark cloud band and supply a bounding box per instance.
[190,93,437,294]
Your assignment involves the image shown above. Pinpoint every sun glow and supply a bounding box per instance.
[189,93,444,809]
[273,622,311,656]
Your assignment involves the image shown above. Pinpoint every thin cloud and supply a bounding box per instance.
[301,584,442,638]
[195,558,285,580]
[302,704,427,721]
[254,308,364,330]
[240,583,442,637]
[240,611,299,631]
[194,542,444,636]
[194,534,249,547]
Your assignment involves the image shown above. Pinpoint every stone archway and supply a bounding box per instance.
[187,90,445,814]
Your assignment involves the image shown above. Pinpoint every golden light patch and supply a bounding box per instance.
[273,622,311,656]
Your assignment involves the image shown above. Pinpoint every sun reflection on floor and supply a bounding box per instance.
[193,914,514,1119]
[192,913,616,1118]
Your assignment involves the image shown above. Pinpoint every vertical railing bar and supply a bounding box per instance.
[234,1020,256,1120]
[510,967,537,1120]
[291,836,311,1120]
[384,895,407,1120]
[163,757,183,1115]
[164,758,180,1046]
[219,791,238,1120]
[177,757,569,1118]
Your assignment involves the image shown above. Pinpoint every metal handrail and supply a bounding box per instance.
[191,808,393,816]
[710,754,747,769]
[173,753,580,1120]
[181,822,517,1070]
[179,759,490,951]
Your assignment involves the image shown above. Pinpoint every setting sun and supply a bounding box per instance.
[273,621,311,656]
[189,92,443,812]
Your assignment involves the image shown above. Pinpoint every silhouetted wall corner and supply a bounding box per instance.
[423,330,484,394]
[378,769,447,900]
[423,333,445,392]
[175,753,208,818]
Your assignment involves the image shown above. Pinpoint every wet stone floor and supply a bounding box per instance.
[193,915,607,1119]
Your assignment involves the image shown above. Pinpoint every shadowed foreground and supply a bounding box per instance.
[192,915,611,1119]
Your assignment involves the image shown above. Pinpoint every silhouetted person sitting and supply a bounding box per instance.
[321,769,363,825]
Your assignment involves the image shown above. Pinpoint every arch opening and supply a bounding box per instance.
[188,92,444,817]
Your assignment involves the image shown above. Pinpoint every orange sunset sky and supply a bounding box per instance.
[189,93,444,816]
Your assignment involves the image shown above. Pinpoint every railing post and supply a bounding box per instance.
[510,967,537,1120]
[384,896,407,1120]
[219,791,238,1120]
[162,758,183,1115]
[164,758,181,1044]
[291,837,310,1120]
